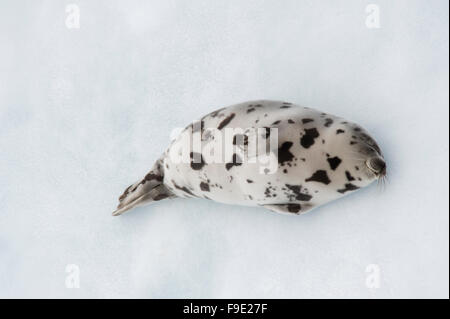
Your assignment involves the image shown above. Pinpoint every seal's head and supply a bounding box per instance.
[351,125,387,181]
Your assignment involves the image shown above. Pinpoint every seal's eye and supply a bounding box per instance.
[367,157,386,176]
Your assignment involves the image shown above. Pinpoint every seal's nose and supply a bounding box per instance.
[367,157,386,176]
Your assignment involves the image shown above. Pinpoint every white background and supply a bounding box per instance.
[0,0,448,298]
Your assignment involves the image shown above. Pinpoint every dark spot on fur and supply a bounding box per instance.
[300,128,320,148]
[247,108,256,113]
[144,173,163,182]
[302,118,314,124]
[190,152,206,170]
[192,120,204,133]
[246,179,254,183]
[225,153,243,170]
[287,204,301,213]
[285,184,312,201]
[280,105,291,109]
[350,141,357,145]
[278,142,295,165]
[336,129,345,134]
[324,118,333,127]
[217,113,236,130]
[327,156,342,170]
[345,171,355,181]
[306,170,331,185]
[288,119,295,124]
[262,127,271,139]
[200,182,210,192]
[233,134,248,146]
[338,183,360,194]
[272,120,281,125]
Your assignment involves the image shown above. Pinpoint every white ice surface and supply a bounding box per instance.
[0,0,448,298]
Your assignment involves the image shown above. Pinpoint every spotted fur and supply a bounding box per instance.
[113,100,386,216]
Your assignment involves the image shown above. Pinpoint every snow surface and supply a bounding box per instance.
[0,0,448,298]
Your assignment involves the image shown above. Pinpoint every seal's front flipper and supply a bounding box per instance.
[263,203,314,215]
[113,158,176,216]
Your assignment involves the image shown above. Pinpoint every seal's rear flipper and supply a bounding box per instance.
[263,203,314,215]
[113,159,176,216]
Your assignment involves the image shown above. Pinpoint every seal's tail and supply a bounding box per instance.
[112,159,175,216]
